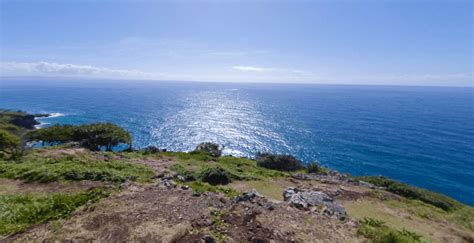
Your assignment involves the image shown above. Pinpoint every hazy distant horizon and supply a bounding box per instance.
[1,76,473,88]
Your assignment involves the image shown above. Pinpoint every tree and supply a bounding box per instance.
[73,123,131,151]
[27,123,132,151]
[27,125,75,145]
[0,130,20,157]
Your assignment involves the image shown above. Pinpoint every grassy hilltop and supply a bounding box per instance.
[0,110,472,242]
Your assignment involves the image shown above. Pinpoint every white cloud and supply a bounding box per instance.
[0,61,163,79]
[232,66,276,72]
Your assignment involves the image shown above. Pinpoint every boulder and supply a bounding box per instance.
[283,187,346,220]
[234,189,261,202]
[234,189,274,211]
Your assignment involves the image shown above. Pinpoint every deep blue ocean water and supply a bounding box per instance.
[1,79,473,205]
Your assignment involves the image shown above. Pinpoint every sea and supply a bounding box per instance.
[1,79,473,205]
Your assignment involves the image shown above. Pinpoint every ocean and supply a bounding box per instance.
[1,79,473,205]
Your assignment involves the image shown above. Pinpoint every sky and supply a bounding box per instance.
[0,0,472,86]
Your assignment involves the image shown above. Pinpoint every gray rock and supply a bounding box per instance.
[160,178,177,188]
[234,189,261,202]
[176,175,187,182]
[201,235,216,243]
[283,187,346,220]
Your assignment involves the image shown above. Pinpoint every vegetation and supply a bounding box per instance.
[184,181,238,198]
[0,151,154,183]
[166,152,284,183]
[358,176,460,211]
[357,217,423,243]
[306,161,327,174]
[194,142,223,157]
[0,188,109,235]
[28,123,131,151]
[169,163,197,181]
[0,130,20,158]
[199,166,234,185]
[256,152,303,171]
[141,145,162,154]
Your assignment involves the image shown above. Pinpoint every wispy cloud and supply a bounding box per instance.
[232,66,276,72]
[0,61,163,79]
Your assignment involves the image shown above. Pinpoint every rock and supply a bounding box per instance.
[160,178,177,188]
[234,189,261,202]
[11,114,39,129]
[181,185,189,190]
[201,235,216,243]
[283,187,346,220]
[358,180,376,189]
[234,189,275,211]
[176,175,187,182]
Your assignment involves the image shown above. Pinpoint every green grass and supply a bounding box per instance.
[357,217,424,243]
[385,198,474,231]
[161,151,213,162]
[0,188,109,235]
[0,152,154,183]
[167,154,284,180]
[358,176,460,211]
[166,153,285,196]
[184,181,239,198]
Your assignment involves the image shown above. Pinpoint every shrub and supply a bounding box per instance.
[256,152,303,171]
[358,176,459,211]
[0,131,20,157]
[194,142,223,157]
[199,166,233,185]
[169,164,196,181]
[306,161,327,174]
[142,145,161,154]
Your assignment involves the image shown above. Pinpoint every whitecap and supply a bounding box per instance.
[39,112,65,119]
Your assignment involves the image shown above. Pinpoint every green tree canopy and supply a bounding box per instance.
[27,123,131,151]
[73,123,131,151]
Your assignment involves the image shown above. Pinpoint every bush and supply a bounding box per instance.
[358,176,459,211]
[256,152,303,171]
[194,142,223,157]
[306,161,326,173]
[199,166,233,185]
[142,145,161,154]
[0,130,20,157]
[169,164,196,181]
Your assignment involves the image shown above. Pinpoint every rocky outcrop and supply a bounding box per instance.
[283,187,346,220]
[234,189,274,211]
[292,172,376,189]
[10,114,40,129]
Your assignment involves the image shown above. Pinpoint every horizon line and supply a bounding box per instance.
[1,75,473,89]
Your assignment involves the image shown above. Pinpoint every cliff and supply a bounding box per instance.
[0,110,472,242]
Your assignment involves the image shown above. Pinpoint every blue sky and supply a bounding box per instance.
[0,0,472,86]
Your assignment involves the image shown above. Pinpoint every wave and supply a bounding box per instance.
[35,122,50,129]
[44,112,65,118]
